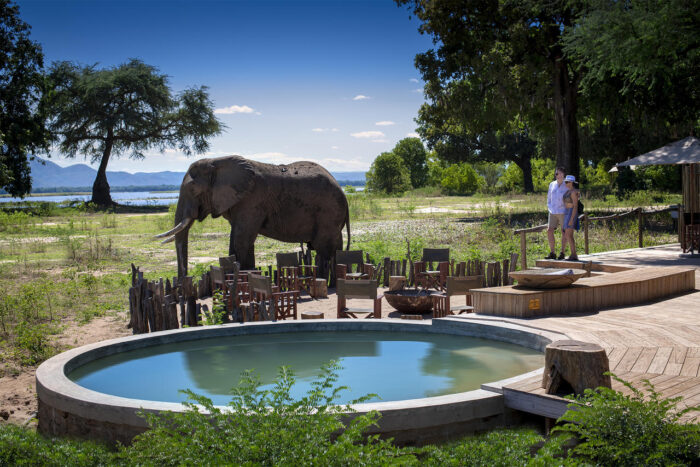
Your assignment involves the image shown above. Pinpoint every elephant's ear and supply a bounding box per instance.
[210,156,256,216]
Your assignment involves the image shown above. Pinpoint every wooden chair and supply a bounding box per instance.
[336,279,382,319]
[276,252,317,296]
[247,274,297,322]
[218,255,237,276]
[432,275,484,318]
[413,248,450,290]
[210,265,225,292]
[335,250,375,280]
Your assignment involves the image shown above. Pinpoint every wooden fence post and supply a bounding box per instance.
[638,208,643,248]
[584,214,589,254]
[520,231,527,270]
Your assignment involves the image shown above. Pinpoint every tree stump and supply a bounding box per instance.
[542,340,611,396]
[301,311,323,320]
[389,276,406,291]
[312,279,328,298]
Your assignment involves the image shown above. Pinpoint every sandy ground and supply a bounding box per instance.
[0,287,425,428]
[0,313,132,427]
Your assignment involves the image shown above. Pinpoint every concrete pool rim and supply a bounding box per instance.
[36,318,566,445]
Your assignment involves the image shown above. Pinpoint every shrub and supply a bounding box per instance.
[0,424,113,466]
[499,162,524,191]
[545,373,700,466]
[440,162,484,195]
[125,361,412,465]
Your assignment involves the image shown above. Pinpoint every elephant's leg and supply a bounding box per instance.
[228,223,236,256]
[232,222,260,270]
[314,232,343,283]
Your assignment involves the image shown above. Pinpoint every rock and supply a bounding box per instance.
[0,410,9,420]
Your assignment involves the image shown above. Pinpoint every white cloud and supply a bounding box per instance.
[351,131,385,139]
[352,94,370,101]
[372,139,389,143]
[409,78,419,83]
[412,88,423,93]
[406,132,420,138]
[375,121,395,126]
[331,146,339,150]
[214,105,256,115]
[312,128,339,133]
[246,152,369,171]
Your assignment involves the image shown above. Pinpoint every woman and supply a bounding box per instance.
[562,175,580,261]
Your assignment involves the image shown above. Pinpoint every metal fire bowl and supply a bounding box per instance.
[384,289,435,313]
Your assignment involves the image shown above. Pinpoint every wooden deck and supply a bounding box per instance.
[463,244,700,422]
[471,266,695,318]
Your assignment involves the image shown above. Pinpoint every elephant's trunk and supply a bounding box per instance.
[175,228,191,278]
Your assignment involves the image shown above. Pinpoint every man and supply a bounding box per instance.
[546,167,568,260]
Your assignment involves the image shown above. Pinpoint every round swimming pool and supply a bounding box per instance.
[67,331,543,405]
[37,319,564,446]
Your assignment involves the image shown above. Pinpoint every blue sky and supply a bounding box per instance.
[17,0,433,173]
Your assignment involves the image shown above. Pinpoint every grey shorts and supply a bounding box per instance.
[548,213,565,230]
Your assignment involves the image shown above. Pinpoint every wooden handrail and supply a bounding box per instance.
[513,205,679,269]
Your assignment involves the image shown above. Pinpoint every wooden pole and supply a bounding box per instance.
[638,208,643,248]
[584,214,589,254]
[520,231,527,270]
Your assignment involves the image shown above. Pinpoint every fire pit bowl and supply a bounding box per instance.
[384,289,435,313]
[509,268,588,289]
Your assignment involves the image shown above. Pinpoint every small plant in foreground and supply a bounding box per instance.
[542,373,700,466]
[199,288,227,325]
[127,361,411,465]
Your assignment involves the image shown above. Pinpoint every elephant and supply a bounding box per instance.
[155,155,350,279]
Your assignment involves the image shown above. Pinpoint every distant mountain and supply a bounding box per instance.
[27,157,365,191]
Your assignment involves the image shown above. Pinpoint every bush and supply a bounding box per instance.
[0,424,113,466]
[544,373,700,466]
[499,162,524,191]
[440,162,484,195]
[125,361,412,465]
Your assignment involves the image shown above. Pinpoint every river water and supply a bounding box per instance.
[0,191,178,206]
[0,186,364,207]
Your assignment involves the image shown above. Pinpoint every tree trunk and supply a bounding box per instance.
[552,57,580,180]
[91,135,114,207]
[514,155,534,193]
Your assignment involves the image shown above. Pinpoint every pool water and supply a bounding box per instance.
[69,331,543,405]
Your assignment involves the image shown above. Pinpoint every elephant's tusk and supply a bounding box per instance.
[161,235,176,244]
[154,217,192,239]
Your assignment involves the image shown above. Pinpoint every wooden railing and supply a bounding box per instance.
[513,205,679,270]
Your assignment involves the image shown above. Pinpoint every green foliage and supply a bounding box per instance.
[200,289,227,325]
[474,162,504,193]
[419,428,543,466]
[440,162,484,195]
[546,373,700,466]
[0,424,113,466]
[393,137,428,188]
[530,158,556,192]
[0,1,49,197]
[344,184,356,194]
[127,362,409,465]
[365,151,412,195]
[499,163,524,192]
[44,58,222,205]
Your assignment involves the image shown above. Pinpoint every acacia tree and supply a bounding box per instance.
[44,59,222,206]
[0,0,48,196]
[397,0,584,179]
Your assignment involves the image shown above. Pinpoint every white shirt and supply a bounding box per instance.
[547,179,567,214]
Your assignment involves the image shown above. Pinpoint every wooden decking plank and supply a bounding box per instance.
[660,378,700,399]
[614,347,643,373]
[647,347,673,374]
[631,347,658,373]
[680,358,700,377]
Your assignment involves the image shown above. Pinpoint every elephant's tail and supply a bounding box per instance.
[344,203,351,250]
